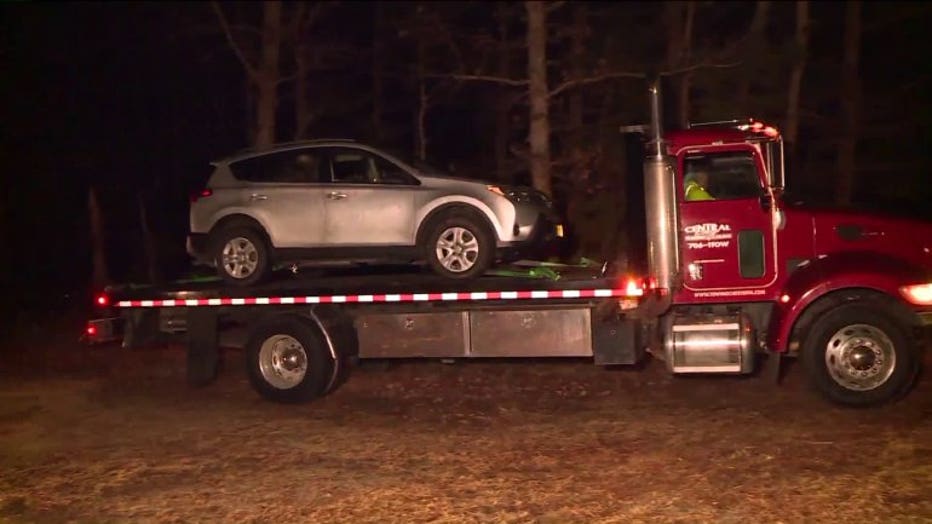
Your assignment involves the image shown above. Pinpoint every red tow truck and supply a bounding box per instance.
[88,82,932,407]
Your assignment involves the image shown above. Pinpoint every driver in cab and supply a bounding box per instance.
[684,166,714,201]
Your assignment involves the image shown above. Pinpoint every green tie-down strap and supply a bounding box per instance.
[106,274,222,292]
[511,257,600,269]
[486,266,563,281]
[175,275,223,285]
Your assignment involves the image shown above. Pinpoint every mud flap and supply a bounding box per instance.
[186,308,219,386]
[122,309,161,349]
[592,317,643,366]
[760,351,782,385]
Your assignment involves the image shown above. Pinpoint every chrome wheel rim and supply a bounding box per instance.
[221,237,259,279]
[435,226,480,273]
[824,323,896,391]
[258,334,308,389]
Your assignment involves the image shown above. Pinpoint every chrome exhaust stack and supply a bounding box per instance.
[643,80,680,299]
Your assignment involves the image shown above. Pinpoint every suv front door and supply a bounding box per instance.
[321,148,420,246]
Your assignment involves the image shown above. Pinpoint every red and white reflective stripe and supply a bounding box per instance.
[114,287,640,308]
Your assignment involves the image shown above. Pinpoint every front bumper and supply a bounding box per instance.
[498,215,564,261]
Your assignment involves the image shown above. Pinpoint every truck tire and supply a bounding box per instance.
[245,316,335,403]
[424,212,494,280]
[211,226,271,287]
[800,302,919,407]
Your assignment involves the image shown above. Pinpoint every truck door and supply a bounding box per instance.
[677,146,777,299]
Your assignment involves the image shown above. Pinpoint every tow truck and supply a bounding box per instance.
[87,82,932,407]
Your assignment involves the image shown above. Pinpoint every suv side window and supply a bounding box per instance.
[230,149,324,184]
[683,151,760,201]
[325,148,418,185]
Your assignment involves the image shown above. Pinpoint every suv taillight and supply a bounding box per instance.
[190,188,212,203]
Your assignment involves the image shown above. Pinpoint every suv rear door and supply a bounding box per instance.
[228,148,327,248]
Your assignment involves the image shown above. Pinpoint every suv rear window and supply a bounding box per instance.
[230,149,324,183]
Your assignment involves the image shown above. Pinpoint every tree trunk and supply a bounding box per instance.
[414,37,428,162]
[836,0,861,206]
[88,187,109,288]
[137,193,161,284]
[664,1,695,127]
[294,4,311,140]
[371,1,385,143]
[493,4,513,182]
[565,2,588,257]
[525,0,551,195]
[254,0,282,149]
[568,3,587,152]
[677,2,695,128]
[736,1,771,116]
[784,1,809,174]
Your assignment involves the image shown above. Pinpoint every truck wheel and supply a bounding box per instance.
[246,316,334,403]
[424,212,494,280]
[801,302,919,407]
[212,227,271,287]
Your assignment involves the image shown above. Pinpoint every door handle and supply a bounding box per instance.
[249,193,268,201]
[327,192,348,200]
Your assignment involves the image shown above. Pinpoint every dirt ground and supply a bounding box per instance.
[0,320,929,523]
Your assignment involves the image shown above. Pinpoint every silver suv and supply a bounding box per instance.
[187,140,563,286]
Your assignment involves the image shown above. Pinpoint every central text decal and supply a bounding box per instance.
[684,222,732,250]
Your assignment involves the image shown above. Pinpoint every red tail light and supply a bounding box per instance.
[190,188,213,203]
[620,277,646,297]
[86,324,98,336]
[95,293,109,307]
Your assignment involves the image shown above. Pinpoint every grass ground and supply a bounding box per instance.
[0,318,929,523]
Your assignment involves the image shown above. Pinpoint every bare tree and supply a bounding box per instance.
[211,1,284,148]
[665,1,697,128]
[784,1,810,172]
[526,0,552,195]
[137,193,160,284]
[492,3,520,182]
[415,34,430,161]
[837,0,861,205]
[292,3,321,140]
[371,1,386,144]
[736,1,771,116]
[88,187,109,288]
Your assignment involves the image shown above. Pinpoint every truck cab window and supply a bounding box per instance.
[683,152,761,201]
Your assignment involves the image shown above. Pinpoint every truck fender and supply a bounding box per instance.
[769,251,926,353]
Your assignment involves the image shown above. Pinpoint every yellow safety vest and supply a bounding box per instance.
[685,180,714,201]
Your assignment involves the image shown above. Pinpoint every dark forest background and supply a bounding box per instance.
[1,1,931,327]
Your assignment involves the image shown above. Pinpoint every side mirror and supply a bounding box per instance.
[759,192,772,212]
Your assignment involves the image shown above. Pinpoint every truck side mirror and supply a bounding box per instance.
[759,192,772,212]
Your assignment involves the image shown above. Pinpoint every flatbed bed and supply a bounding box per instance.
[90,265,646,403]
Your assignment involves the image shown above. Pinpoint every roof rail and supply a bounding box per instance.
[234,138,357,155]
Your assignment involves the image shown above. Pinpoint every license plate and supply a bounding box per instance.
[555,224,564,237]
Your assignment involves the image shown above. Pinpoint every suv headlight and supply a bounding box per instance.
[487,185,553,208]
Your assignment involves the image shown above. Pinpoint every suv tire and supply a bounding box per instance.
[211,226,271,287]
[424,212,494,280]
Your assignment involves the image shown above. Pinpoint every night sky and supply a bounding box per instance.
[2,1,931,321]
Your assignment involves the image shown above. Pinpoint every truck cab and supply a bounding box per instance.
[647,110,932,406]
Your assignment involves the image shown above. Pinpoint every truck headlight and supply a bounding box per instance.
[900,283,932,305]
